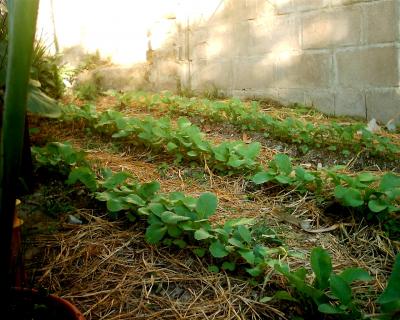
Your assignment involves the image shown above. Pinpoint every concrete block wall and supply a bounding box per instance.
[178,0,400,123]
[38,0,400,123]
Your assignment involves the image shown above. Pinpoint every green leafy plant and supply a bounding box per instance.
[95,169,159,221]
[125,91,400,160]
[31,37,64,99]
[0,2,61,118]
[31,141,400,319]
[62,105,262,174]
[32,142,88,175]
[75,79,101,101]
[377,254,400,319]
[276,247,373,318]
[59,104,400,237]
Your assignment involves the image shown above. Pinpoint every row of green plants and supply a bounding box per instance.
[31,141,400,319]
[111,90,400,158]
[62,104,262,174]
[252,154,400,237]
[60,104,400,237]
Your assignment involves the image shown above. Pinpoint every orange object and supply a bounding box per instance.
[11,199,25,286]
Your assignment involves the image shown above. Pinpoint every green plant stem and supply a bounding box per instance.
[0,0,39,292]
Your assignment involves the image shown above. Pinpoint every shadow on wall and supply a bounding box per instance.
[182,0,400,123]
[183,0,348,111]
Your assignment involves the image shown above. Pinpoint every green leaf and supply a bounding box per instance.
[334,185,364,207]
[239,249,255,264]
[167,225,182,238]
[228,237,245,249]
[274,154,292,175]
[182,197,197,209]
[260,291,298,303]
[160,211,190,224]
[252,171,273,184]
[318,304,345,314]
[192,248,206,257]
[145,223,167,244]
[222,261,236,271]
[166,142,178,151]
[66,167,97,191]
[339,268,372,284]
[330,274,352,305]
[227,158,245,168]
[273,291,298,302]
[174,204,196,220]
[172,239,187,249]
[102,171,131,189]
[209,241,229,258]
[27,84,61,118]
[275,175,292,184]
[259,296,273,303]
[208,265,219,273]
[107,198,127,212]
[379,173,400,192]
[295,167,315,182]
[138,181,160,200]
[177,117,192,128]
[311,247,332,290]
[357,172,376,183]
[124,194,146,206]
[148,203,166,216]
[196,192,218,218]
[194,228,213,240]
[378,254,400,313]
[224,218,255,227]
[368,199,389,213]
[238,225,252,244]
[187,150,198,157]
[246,265,263,277]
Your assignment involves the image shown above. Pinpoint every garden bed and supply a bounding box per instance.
[20,92,400,319]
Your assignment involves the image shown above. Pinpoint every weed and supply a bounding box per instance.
[75,76,102,101]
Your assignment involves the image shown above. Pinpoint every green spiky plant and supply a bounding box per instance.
[0,0,39,294]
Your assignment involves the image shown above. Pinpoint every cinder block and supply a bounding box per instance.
[294,0,330,11]
[231,88,278,100]
[335,89,366,118]
[276,52,332,88]
[233,21,251,57]
[268,0,293,14]
[304,90,335,115]
[366,89,400,124]
[85,65,150,92]
[232,55,275,90]
[191,59,233,91]
[336,46,399,87]
[269,0,328,14]
[206,23,234,59]
[331,0,369,6]
[279,88,305,104]
[302,6,362,49]
[248,15,301,55]
[190,59,207,89]
[189,28,209,60]
[365,0,397,44]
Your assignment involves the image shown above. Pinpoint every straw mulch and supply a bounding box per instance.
[29,211,286,320]
[23,101,400,319]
